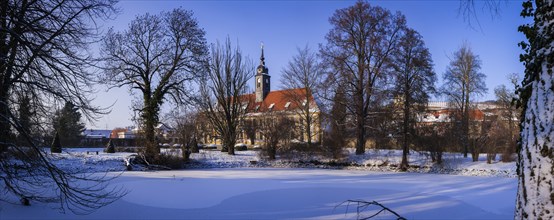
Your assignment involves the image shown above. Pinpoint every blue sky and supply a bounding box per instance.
[88,0,528,129]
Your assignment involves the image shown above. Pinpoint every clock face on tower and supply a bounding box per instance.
[257,67,263,74]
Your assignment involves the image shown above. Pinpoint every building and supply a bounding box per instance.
[419,101,505,124]
[201,46,321,146]
[81,129,111,147]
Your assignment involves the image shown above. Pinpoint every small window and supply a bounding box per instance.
[268,103,275,109]
[302,99,307,106]
[284,102,291,108]
[255,105,260,111]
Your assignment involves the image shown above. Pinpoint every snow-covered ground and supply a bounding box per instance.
[0,148,518,219]
[42,147,517,177]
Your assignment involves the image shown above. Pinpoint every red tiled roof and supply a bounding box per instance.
[240,88,317,113]
[110,128,127,139]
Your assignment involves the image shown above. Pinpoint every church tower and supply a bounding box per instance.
[255,44,270,102]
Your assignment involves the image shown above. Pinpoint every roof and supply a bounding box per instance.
[83,129,111,138]
[110,128,128,138]
[420,109,485,123]
[240,88,318,113]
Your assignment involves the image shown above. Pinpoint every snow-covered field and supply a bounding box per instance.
[0,148,518,219]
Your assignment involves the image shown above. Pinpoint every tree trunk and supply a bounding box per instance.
[0,89,10,153]
[268,144,276,160]
[226,125,235,155]
[355,82,365,155]
[400,88,410,171]
[355,111,365,155]
[143,99,160,159]
[306,115,312,149]
[516,1,554,218]
[191,138,199,153]
[462,102,469,158]
[516,64,554,219]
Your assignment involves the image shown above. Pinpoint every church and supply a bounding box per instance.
[202,46,322,147]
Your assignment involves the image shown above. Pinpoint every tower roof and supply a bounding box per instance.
[257,43,268,73]
[260,42,265,66]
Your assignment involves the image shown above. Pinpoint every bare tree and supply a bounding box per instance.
[441,43,487,158]
[494,73,520,162]
[171,109,200,161]
[242,119,257,146]
[197,38,254,155]
[468,116,490,162]
[101,8,209,160]
[320,0,406,155]
[323,84,349,159]
[281,45,324,148]
[415,123,452,165]
[0,0,124,213]
[258,112,293,160]
[390,28,436,171]
[516,0,554,217]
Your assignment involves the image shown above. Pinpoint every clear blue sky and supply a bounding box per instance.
[87,0,528,129]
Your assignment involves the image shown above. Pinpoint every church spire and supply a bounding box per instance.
[255,42,270,102]
[260,42,265,66]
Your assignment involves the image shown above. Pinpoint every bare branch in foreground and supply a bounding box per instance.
[336,199,406,220]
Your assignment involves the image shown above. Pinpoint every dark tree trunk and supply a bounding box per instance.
[143,98,160,159]
[355,111,365,155]
[462,96,470,158]
[191,138,199,153]
[0,89,10,153]
[400,88,410,171]
[306,114,312,149]
[355,75,365,155]
[268,144,276,160]
[225,124,236,155]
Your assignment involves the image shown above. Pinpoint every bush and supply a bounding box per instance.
[105,139,116,153]
[322,133,346,160]
[116,147,140,153]
[157,152,184,169]
[501,152,516,162]
[234,144,247,151]
[277,142,325,160]
[181,146,191,162]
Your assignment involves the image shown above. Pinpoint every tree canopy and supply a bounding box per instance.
[101,8,209,159]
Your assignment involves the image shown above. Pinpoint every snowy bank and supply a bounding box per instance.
[47,147,517,178]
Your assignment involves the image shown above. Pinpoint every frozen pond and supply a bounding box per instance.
[1,168,517,219]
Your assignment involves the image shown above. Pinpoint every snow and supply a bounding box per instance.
[0,148,518,219]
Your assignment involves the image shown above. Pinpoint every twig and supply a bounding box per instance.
[335,199,406,220]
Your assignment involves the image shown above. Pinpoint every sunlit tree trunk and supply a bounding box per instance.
[516,0,554,218]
